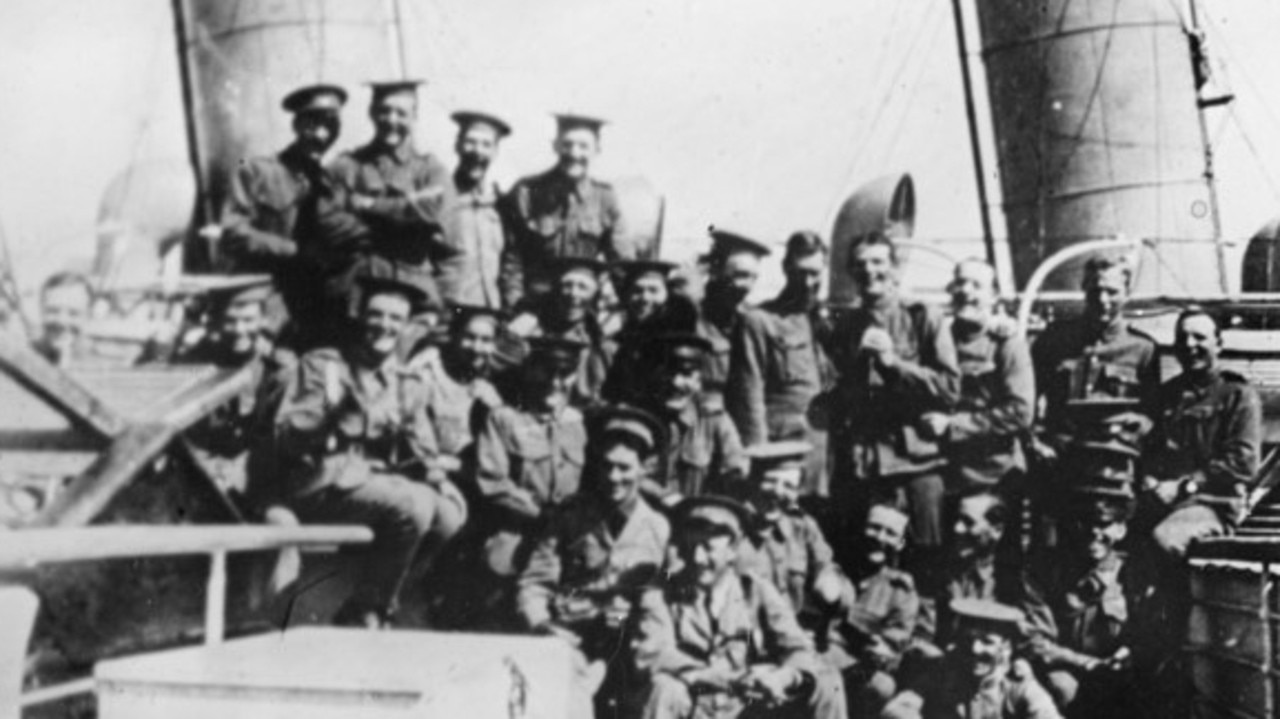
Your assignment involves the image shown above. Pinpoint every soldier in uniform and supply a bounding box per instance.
[728,231,832,496]
[208,83,347,335]
[1146,308,1262,556]
[824,231,960,578]
[698,229,770,392]
[31,271,119,369]
[471,336,590,592]
[500,113,627,308]
[883,599,1062,719]
[635,333,747,503]
[434,110,512,308]
[517,406,671,718]
[602,259,699,405]
[631,495,848,719]
[327,80,451,314]
[509,257,615,409]
[265,274,468,628]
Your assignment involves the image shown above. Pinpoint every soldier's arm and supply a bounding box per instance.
[1209,382,1263,489]
[401,381,448,483]
[1014,675,1066,719]
[1017,570,1060,649]
[879,578,920,660]
[802,516,843,600]
[632,588,704,677]
[710,408,749,493]
[883,308,961,408]
[726,311,770,446]
[274,352,340,458]
[756,576,820,672]
[498,188,527,309]
[220,161,299,259]
[946,333,1035,443]
[601,186,630,261]
[356,155,448,229]
[515,520,563,630]
[474,410,541,519]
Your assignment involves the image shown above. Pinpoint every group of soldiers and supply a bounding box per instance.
[26,79,1266,719]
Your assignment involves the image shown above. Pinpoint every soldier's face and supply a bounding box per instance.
[293,112,340,158]
[41,283,91,345]
[660,363,702,411]
[453,316,498,373]
[218,302,264,358]
[851,243,897,301]
[949,261,997,325]
[681,532,737,588]
[1066,515,1127,563]
[526,361,575,412]
[958,629,1012,681]
[361,293,411,358]
[626,274,668,323]
[600,443,645,509]
[713,252,760,308]
[553,128,599,180]
[862,505,909,567]
[555,271,599,323]
[370,92,417,149]
[1175,313,1221,374]
[1083,267,1129,326]
[953,494,1004,562]
[455,123,499,178]
[784,251,826,305]
[754,467,803,521]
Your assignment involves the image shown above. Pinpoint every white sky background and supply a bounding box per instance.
[0,0,1278,295]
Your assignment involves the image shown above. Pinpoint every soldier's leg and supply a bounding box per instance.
[901,471,946,594]
[636,674,694,719]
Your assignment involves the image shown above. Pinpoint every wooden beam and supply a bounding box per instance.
[0,334,124,439]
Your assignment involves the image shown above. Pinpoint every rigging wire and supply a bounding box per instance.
[880,4,948,168]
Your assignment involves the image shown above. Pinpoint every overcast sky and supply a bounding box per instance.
[0,0,1277,294]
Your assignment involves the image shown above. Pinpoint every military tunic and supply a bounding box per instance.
[514,312,615,410]
[738,508,842,615]
[632,570,848,719]
[729,294,832,495]
[647,395,748,501]
[944,321,1035,489]
[434,176,508,308]
[921,561,1057,652]
[697,312,736,392]
[221,143,317,274]
[417,350,503,464]
[500,169,627,307]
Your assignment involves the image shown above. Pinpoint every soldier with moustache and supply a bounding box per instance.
[434,111,513,308]
[634,333,748,503]
[206,84,347,335]
[698,229,771,393]
[517,407,671,718]
[630,495,848,719]
[264,275,467,628]
[602,259,699,406]
[729,231,833,496]
[500,113,628,308]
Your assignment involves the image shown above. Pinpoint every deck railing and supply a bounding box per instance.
[0,524,372,716]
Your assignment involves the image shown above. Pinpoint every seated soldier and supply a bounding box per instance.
[173,280,296,496]
[517,406,671,718]
[417,304,505,473]
[508,257,615,409]
[635,333,747,503]
[630,496,847,719]
[264,274,467,628]
[602,259,698,405]
[1028,442,1139,719]
[883,599,1061,719]
[470,336,589,596]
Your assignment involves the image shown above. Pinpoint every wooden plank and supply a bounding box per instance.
[0,334,124,439]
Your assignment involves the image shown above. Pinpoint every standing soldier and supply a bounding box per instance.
[264,275,467,628]
[501,113,627,308]
[698,228,770,392]
[471,336,590,597]
[328,80,451,313]
[636,333,748,503]
[210,83,346,335]
[517,406,671,718]
[729,230,832,496]
[434,111,512,308]
[825,231,960,577]
[630,495,848,719]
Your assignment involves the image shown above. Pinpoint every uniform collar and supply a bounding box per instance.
[362,139,415,165]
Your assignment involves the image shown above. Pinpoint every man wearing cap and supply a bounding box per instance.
[921,259,1034,495]
[602,259,699,405]
[265,275,467,627]
[1027,451,1139,718]
[631,495,847,719]
[698,228,770,392]
[729,230,833,496]
[327,80,451,312]
[883,599,1061,719]
[635,333,747,502]
[517,406,671,716]
[471,335,590,587]
[500,113,627,308]
[824,231,960,578]
[1146,308,1262,557]
[434,111,513,308]
[511,257,615,408]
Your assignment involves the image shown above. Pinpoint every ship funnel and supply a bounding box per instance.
[828,173,916,307]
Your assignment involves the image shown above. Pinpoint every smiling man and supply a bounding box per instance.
[697,228,770,392]
[501,113,627,308]
[602,259,699,405]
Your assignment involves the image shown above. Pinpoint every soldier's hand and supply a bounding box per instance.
[813,570,844,606]
[864,635,897,668]
[350,193,377,212]
[742,665,802,703]
[198,224,224,242]
[1028,435,1058,463]
[860,328,897,368]
[1154,479,1182,505]
[681,663,739,692]
[918,412,951,441]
